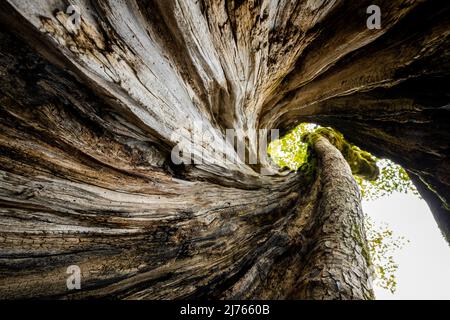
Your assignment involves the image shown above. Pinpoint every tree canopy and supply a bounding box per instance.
[1,0,448,300]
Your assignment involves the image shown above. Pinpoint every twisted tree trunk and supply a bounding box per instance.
[0,0,448,299]
[294,136,373,300]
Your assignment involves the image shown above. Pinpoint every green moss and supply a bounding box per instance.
[302,127,379,181]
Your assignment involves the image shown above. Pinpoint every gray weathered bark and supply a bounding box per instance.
[0,0,448,299]
[294,136,373,300]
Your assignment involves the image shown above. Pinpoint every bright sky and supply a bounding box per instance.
[364,191,450,300]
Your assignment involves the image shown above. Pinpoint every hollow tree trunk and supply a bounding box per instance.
[0,0,448,299]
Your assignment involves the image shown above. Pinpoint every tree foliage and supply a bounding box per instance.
[267,123,315,170]
[365,216,409,293]
[355,160,420,200]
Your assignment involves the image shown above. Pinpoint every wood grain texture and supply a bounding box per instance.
[0,0,448,299]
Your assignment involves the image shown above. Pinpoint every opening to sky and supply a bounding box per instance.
[268,123,450,299]
[365,191,450,299]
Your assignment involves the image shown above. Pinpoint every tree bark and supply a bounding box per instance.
[294,136,373,300]
[0,0,448,299]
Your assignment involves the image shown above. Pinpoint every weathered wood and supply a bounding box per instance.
[0,0,448,299]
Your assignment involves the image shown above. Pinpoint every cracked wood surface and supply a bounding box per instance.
[0,0,449,299]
